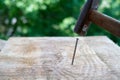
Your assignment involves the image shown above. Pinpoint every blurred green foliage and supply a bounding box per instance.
[0,0,120,45]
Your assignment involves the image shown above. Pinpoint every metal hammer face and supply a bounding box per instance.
[74,0,120,37]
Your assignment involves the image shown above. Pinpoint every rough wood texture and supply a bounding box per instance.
[85,36,120,78]
[0,39,6,51]
[0,36,120,80]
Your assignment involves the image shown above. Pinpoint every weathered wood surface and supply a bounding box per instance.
[0,39,6,51]
[0,36,120,80]
[85,36,120,78]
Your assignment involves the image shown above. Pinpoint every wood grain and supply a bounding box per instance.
[0,39,6,51]
[0,37,119,80]
[85,36,120,78]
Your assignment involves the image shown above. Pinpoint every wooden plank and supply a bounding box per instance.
[0,37,119,80]
[0,39,6,51]
[85,36,120,78]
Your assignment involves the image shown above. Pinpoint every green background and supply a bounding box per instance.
[0,0,120,45]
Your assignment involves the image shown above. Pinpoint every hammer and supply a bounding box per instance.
[74,0,120,37]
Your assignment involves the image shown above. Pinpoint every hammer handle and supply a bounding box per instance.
[89,10,120,37]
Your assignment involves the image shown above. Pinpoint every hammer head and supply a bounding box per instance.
[74,0,100,35]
